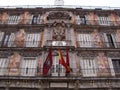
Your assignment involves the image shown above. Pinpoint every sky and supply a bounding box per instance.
[0,0,119,8]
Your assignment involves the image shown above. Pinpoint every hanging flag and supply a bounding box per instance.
[66,48,71,73]
[43,49,52,75]
[58,49,70,73]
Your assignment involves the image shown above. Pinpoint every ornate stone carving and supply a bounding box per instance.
[52,22,65,40]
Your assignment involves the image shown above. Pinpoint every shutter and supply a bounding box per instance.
[108,58,115,76]
[103,33,109,47]
[21,57,37,76]
[111,34,117,48]
[0,58,8,75]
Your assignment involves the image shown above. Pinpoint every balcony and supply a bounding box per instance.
[77,41,120,49]
[0,68,118,78]
[75,20,120,26]
[44,40,74,49]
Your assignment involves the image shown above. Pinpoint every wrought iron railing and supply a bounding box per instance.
[76,20,120,26]
[77,41,120,48]
[0,19,43,25]
[0,19,120,26]
[0,41,41,48]
[0,68,118,77]
[45,40,72,46]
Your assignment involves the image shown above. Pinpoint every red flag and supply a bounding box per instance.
[58,49,70,73]
[66,48,70,73]
[43,49,52,75]
[66,48,70,66]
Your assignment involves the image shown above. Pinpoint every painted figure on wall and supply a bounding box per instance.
[19,11,31,24]
[91,29,103,47]
[37,58,42,76]
[116,30,120,47]
[89,12,97,25]
[97,53,110,76]
[14,29,25,47]
[1,12,8,24]
[7,52,21,76]
[110,13,119,26]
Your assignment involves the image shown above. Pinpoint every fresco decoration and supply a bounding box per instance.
[7,52,21,76]
[110,14,119,26]
[89,12,97,25]
[19,11,31,24]
[91,29,103,47]
[116,30,120,47]
[1,12,8,24]
[97,53,110,76]
[37,58,42,76]
[14,29,25,47]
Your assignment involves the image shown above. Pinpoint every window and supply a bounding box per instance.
[0,58,8,75]
[0,32,5,47]
[77,33,92,47]
[96,16,111,25]
[2,33,15,47]
[20,57,37,76]
[75,15,86,25]
[80,57,97,77]
[112,59,120,75]
[25,33,41,47]
[103,33,117,48]
[6,15,21,25]
[51,56,66,76]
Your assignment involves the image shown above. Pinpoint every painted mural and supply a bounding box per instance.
[7,52,21,76]
[19,11,31,24]
[89,12,97,25]
[97,53,110,76]
[1,12,8,24]
[37,58,42,76]
[14,29,25,47]
[91,29,103,47]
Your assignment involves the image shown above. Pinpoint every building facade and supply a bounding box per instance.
[0,5,120,90]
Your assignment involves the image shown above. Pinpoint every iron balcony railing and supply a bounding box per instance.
[0,19,43,25]
[77,41,120,48]
[76,20,120,26]
[0,41,119,48]
[0,19,120,26]
[0,67,119,77]
[45,40,72,47]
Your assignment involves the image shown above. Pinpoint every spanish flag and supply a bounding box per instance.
[43,49,52,75]
[58,49,70,73]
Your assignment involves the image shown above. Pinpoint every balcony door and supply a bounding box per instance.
[51,56,65,76]
[80,57,97,77]
[25,33,41,47]
[20,57,37,76]
[103,33,117,48]
[77,33,92,47]
[0,58,8,75]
